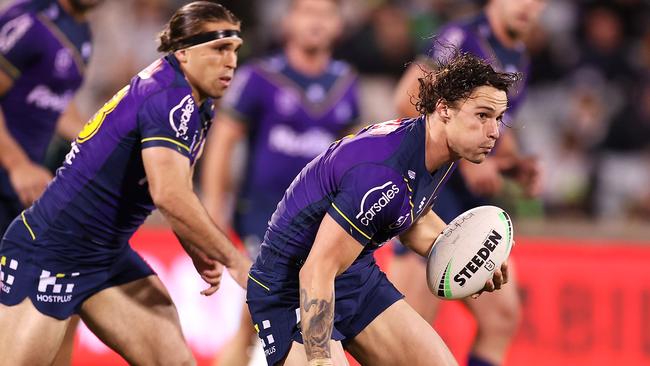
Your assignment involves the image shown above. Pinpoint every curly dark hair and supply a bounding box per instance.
[415,51,521,115]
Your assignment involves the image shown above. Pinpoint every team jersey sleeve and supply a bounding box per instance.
[0,13,40,79]
[218,65,262,127]
[138,89,202,160]
[327,164,408,246]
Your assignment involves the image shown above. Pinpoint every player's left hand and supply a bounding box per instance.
[189,248,223,295]
[471,261,509,299]
[199,261,223,296]
[502,155,542,197]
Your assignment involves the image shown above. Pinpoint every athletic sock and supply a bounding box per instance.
[468,354,496,366]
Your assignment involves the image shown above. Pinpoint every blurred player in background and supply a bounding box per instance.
[0,2,251,365]
[201,0,360,364]
[392,1,547,365]
[0,0,103,364]
[247,52,519,366]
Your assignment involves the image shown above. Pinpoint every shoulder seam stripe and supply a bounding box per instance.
[331,203,371,240]
[141,137,190,153]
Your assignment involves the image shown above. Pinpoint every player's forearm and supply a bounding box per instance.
[156,189,243,268]
[0,110,31,170]
[200,125,240,226]
[299,267,335,363]
[399,210,447,257]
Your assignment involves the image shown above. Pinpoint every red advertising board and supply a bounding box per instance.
[69,230,650,366]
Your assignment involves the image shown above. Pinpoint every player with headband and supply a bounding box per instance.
[0,2,249,365]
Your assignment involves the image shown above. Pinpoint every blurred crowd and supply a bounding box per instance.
[19,0,650,222]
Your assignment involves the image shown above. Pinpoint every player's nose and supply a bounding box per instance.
[487,118,500,140]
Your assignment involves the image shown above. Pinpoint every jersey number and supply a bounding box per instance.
[76,85,130,143]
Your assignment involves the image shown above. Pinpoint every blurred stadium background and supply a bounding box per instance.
[4,0,650,364]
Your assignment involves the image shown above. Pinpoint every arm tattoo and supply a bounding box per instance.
[300,288,334,361]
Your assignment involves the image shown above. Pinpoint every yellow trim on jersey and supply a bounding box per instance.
[141,137,190,153]
[21,211,35,240]
[431,163,456,197]
[0,53,20,79]
[248,274,270,292]
[254,324,260,333]
[331,203,372,240]
[56,273,65,278]
[1,256,5,266]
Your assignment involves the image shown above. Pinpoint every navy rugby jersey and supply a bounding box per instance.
[219,53,360,235]
[23,55,213,246]
[0,0,92,197]
[262,116,455,265]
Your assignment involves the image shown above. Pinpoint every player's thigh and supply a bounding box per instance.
[346,299,457,366]
[51,315,81,366]
[282,341,348,366]
[79,275,194,366]
[463,260,521,331]
[0,299,70,366]
[388,251,441,322]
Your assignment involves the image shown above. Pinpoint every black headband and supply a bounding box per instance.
[176,29,241,50]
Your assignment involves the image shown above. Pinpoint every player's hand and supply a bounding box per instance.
[199,261,223,296]
[228,255,252,290]
[514,156,542,197]
[460,158,503,197]
[188,248,224,295]
[471,261,509,299]
[8,161,53,207]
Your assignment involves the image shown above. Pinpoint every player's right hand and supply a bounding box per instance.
[8,161,53,207]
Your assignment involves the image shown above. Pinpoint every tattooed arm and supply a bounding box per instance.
[299,213,365,365]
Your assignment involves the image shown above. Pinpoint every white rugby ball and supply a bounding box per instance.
[426,205,514,300]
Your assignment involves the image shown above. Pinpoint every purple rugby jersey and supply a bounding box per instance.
[0,0,92,198]
[22,55,214,248]
[261,116,456,266]
[219,53,360,240]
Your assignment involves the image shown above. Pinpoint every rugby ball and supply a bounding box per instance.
[426,206,514,300]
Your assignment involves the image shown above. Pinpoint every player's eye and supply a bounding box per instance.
[477,112,488,120]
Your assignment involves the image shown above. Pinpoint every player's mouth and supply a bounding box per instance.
[480,145,494,153]
[218,76,232,87]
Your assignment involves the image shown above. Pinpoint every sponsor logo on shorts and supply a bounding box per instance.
[453,230,502,287]
[0,256,18,294]
[169,95,194,140]
[257,319,277,357]
[356,181,400,226]
[36,270,79,303]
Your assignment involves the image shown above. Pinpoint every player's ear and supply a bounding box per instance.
[436,100,451,123]
[174,49,188,63]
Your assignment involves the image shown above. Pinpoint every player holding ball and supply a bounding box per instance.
[247,51,520,366]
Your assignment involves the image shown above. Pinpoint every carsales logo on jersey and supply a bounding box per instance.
[169,95,195,140]
[356,181,400,226]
